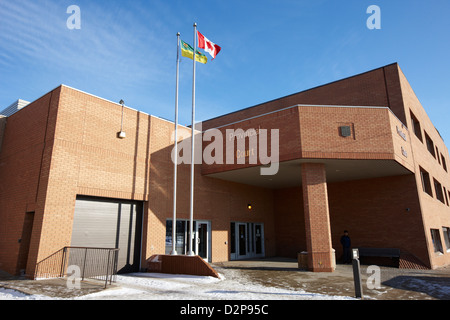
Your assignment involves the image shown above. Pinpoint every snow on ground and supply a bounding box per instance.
[80,272,353,300]
[0,270,354,300]
[0,287,53,300]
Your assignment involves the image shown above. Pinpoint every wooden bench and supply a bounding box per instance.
[357,247,400,258]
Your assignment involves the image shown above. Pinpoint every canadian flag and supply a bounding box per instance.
[197,31,221,60]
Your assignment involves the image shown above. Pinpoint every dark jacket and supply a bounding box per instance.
[340,235,351,248]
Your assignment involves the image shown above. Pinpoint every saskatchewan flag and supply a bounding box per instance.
[181,39,207,64]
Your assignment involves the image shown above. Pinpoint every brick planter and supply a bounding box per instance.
[146,255,220,278]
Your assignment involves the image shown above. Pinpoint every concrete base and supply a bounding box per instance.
[146,255,220,278]
[298,249,336,272]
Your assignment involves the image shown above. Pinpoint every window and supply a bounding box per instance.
[165,219,211,260]
[165,219,188,255]
[410,111,423,142]
[441,154,448,172]
[338,123,354,138]
[443,227,450,252]
[434,179,445,203]
[419,167,433,196]
[425,132,436,158]
[431,229,444,254]
[444,187,449,206]
[436,147,441,164]
[339,126,352,137]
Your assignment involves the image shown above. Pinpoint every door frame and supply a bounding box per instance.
[165,219,212,262]
[231,222,265,260]
[71,196,143,274]
[237,222,248,259]
[194,220,211,262]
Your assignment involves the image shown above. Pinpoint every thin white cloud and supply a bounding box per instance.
[0,0,173,88]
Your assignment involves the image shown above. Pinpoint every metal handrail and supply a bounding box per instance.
[35,246,119,288]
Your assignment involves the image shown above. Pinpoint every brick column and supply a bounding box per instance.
[301,163,334,272]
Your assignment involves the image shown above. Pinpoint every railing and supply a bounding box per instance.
[35,247,119,288]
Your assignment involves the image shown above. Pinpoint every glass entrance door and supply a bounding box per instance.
[165,219,211,262]
[230,222,265,260]
[255,224,263,255]
[237,223,248,259]
[196,222,209,260]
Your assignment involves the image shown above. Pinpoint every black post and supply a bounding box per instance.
[105,250,111,289]
[82,247,87,281]
[352,249,363,299]
[60,247,67,278]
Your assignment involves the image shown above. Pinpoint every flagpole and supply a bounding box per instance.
[188,23,197,256]
[171,32,180,256]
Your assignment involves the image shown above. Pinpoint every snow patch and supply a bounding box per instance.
[0,287,53,300]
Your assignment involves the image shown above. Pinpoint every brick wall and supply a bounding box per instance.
[0,85,279,275]
[201,106,301,175]
[30,86,154,276]
[298,106,395,159]
[200,62,449,269]
[145,117,277,262]
[0,89,60,276]
[1,63,449,275]
[0,116,6,153]
[202,104,412,177]
[397,66,450,269]
[275,173,429,267]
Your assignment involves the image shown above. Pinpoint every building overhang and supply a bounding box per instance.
[200,103,415,188]
[205,158,413,189]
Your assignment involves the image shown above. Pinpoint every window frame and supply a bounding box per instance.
[442,227,450,252]
[433,178,445,204]
[431,228,444,254]
[410,111,423,142]
[441,154,448,172]
[425,131,436,158]
[419,166,433,197]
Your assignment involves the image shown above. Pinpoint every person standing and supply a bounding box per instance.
[340,230,352,264]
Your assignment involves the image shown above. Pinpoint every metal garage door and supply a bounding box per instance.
[71,196,143,274]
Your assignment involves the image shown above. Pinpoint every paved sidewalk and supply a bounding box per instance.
[0,269,108,299]
[212,258,450,300]
[1,258,449,300]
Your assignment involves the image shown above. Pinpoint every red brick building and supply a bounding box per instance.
[1,63,449,277]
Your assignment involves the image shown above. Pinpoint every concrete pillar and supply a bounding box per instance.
[301,163,334,272]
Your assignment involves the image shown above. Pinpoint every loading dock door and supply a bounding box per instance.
[70,196,143,274]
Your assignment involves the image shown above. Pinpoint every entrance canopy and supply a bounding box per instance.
[205,158,413,189]
[201,104,415,189]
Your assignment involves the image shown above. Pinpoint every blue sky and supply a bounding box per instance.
[1,0,450,143]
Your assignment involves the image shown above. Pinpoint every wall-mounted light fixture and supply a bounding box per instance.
[247,204,252,211]
[118,99,126,139]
